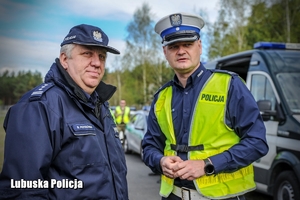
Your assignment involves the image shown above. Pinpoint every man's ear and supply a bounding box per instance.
[59,53,68,70]
[163,46,167,57]
[198,39,202,46]
[198,39,202,55]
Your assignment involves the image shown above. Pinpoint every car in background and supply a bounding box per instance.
[142,105,151,111]
[123,110,149,160]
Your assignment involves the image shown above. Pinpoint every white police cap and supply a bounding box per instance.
[155,13,205,46]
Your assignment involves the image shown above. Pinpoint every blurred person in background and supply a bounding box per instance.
[115,99,131,144]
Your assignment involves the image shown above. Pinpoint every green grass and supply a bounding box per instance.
[0,110,7,172]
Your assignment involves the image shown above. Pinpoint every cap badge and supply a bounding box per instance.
[170,14,182,27]
[93,31,103,42]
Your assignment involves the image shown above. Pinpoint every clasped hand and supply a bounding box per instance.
[160,156,205,181]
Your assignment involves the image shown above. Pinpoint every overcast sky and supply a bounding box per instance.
[0,0,220,79]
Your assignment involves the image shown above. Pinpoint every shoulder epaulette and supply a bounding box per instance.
[154,81,172,97]
[210,69,238,76]
[30,82,55,101]
[210,69,245,83]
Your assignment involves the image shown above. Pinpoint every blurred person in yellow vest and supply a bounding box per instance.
[115,99,130,143]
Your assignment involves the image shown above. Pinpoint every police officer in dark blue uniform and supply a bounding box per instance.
[0,24,128,200]
[142,13,269,200]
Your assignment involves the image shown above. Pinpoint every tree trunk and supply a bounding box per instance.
[286,0,290,42]
[117,71,122,102]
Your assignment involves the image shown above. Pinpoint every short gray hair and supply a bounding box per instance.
[60,44,76,58]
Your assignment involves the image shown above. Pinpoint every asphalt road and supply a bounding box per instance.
[126,153,161,200]
[125,153,273,200]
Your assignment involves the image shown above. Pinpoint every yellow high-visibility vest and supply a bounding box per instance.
[155,72,255,199]
[115,106,130,124]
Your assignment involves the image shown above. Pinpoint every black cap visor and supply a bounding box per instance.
[73,42,120,54]
[162,31,200,46]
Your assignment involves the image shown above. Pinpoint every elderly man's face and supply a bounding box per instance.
[60,45,107,94]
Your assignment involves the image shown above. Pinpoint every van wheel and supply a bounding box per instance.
[274,171,300,200]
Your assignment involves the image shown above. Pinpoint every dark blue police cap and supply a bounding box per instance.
[155,13,205,46]
[61,24,120,54]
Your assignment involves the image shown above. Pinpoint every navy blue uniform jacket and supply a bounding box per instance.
[0,59,128,199]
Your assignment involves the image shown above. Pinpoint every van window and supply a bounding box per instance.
[276,72,300,114]
[250,74,277,111]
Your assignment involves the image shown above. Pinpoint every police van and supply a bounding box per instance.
[205,42,300,200]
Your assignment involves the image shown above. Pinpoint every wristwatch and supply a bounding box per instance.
[204,158,215,176]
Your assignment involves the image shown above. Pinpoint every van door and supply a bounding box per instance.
[246,71,280,192]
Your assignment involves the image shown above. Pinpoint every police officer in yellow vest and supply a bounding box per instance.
[115,99,130,141]
[142,13,269,200]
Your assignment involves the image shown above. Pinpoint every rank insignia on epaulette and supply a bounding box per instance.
[30,82,54,101]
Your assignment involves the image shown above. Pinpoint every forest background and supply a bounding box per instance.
[0,0,299,109]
